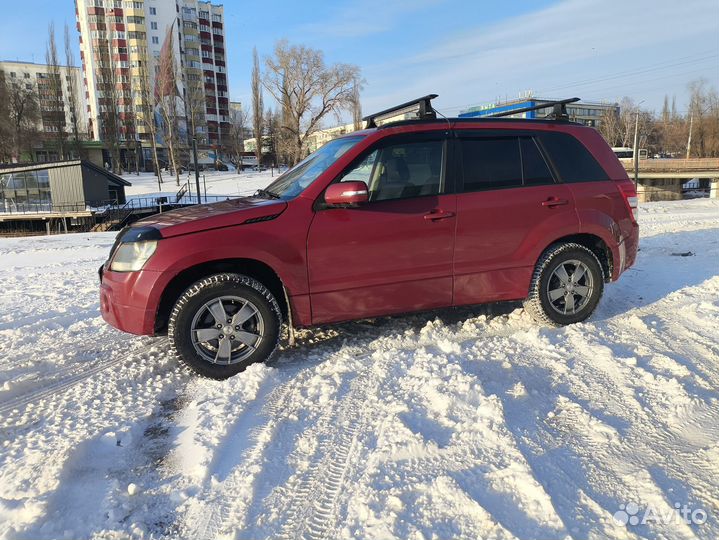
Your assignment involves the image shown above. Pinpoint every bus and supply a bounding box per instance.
[612,147,648,161]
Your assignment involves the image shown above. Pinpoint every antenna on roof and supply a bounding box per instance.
[363,94,438,128]
[487,97,580,120]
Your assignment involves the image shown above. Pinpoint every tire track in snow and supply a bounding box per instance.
[186,352,349,540]
[273,353,394,540]
[261,318,536,539]
[181,317,546,540]
[0,342,153,416]
[274,361,380,540]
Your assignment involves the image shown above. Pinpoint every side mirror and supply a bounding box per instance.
[324,181,369,207]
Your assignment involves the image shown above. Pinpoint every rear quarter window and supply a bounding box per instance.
[538,132,609,182]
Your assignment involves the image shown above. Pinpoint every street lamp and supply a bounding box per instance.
[632,100,645,188]
[192,136,202,204]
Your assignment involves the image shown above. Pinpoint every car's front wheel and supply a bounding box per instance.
[524,243,604,327]
[168,273,282,379]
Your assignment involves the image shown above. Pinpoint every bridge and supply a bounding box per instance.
[620,158,719,202]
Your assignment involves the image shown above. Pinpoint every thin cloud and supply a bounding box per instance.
[297,0,446,39]
[361,0,719,113]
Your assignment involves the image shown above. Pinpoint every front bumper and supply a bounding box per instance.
[99,264,164,335]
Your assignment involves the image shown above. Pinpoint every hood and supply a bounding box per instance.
[134,196,287,238]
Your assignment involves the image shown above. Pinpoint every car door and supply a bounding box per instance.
[453,132,580,305]
[307,132,457,325]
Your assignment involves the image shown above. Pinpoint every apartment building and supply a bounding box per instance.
[0,60,88,160]
[180,1,230,146]
[75,0,230,165]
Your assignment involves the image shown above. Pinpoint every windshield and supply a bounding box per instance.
[262,136,364,199]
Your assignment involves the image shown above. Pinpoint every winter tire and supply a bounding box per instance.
[524,243,604,327]
[168,273,282,379]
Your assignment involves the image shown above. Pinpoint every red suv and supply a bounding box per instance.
[99,96,638,379]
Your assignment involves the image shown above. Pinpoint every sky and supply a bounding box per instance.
[1,0,717,124]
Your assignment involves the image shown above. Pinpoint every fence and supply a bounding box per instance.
[0,193,234,217]
[0,199,119,216]
[0,193,240,237]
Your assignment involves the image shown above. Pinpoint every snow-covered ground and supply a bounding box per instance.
[1,198,718,540]
[122,170,279,201]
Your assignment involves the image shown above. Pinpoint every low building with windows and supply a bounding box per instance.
[459,96,618,127]
[0,160,129,214]
[0,160,131,235]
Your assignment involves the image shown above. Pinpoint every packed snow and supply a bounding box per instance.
[0,198,718,540]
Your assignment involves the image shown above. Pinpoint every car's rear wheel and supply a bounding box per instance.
[524,243,604,327]
[168,273,282,379]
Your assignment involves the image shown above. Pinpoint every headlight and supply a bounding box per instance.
[110,241,158,272]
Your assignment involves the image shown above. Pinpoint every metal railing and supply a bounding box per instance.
[176,183,188,203]
[0,199,119,216]
[176,194,231,205]
[0,193,235,217]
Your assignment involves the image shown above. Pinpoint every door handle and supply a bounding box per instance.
[424,209,456,221]
[542,197,569,208]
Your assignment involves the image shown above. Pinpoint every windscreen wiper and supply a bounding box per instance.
[255,188,281,199]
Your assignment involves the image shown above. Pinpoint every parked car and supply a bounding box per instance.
[99,96,639,379]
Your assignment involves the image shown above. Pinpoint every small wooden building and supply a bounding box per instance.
[0,160,130,213]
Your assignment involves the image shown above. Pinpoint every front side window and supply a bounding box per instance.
[263,136,364,200]
[339,150,378,184]
[339,139,444,202]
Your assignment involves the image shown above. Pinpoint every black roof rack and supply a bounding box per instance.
[364,94,438,128]
[486,97,580,120]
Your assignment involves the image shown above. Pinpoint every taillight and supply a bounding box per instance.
[618,180,638,223]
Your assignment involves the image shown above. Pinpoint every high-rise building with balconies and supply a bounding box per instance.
[75,0,230,167]
[179,1,229,148]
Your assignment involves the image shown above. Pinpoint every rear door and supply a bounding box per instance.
[307,132,456,324]
[453,132,580,305]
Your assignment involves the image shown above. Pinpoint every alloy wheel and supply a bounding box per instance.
[190,295,265,365]
[546,260,595,315]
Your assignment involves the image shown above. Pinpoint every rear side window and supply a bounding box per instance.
[461,138,522,191]
[520,138,554,186]
[539,132,609,182]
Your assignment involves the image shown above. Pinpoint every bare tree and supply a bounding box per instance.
[617,97,639,148]
[45,23,67,159]
[95,10,122,173]
[5,73,41,161]
[686,79,719,158]
[263,40,360,165]
[122,103,140,174]
[0,71,12,161]
[264,107,280,168]
[251,47,264,167]
[182,64,206,146]
[227,103,248,168]
[64,23,85,159]
[598,106,621,146]
[661,95,670,124]
[134,56,163,188]
[351,80,363,132]
[156,25,183,185]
